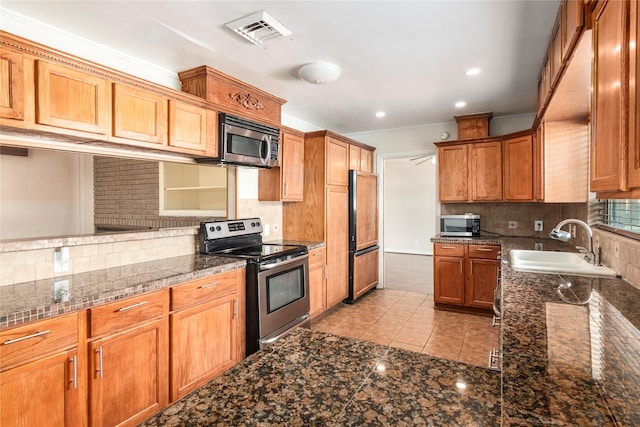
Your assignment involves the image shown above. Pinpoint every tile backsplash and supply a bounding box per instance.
[594,229,640,288]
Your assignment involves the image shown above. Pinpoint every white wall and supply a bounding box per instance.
[383,158,436,255]
[0,149,94,239]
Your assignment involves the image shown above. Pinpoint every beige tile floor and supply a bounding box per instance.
[311,289,500,368]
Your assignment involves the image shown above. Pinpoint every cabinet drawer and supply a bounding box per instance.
[0,313,78,369]
[468,245,501,260]
[88,291,165,338]
[308,247,326,270]
[434,243,465,257]
[170,270,238,311]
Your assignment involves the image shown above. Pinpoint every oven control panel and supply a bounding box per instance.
[201,218,263,240]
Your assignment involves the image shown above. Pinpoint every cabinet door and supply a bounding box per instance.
[630,0,640,188]
[89,319,168,427]
[360,148,374,173]
[434,256,465,305]
[326,138,349,186]
[0,348,84,427]
[353,248,379,300]
[503,134,534,201]
[466,259,499,309]
[168,100,215,155]
[563,0,585,62]
[113,84,167,144]
[36,60,108,134]
[170,294,236,401]
[309,264,326,319]
[591,0,628,192]
[281,131,305,201]
[0,50,24,120]
[354,171,378,251]
[469,141,502,201]
[438,144,468,202]
[326,185,349,307]
[349,145,361,170]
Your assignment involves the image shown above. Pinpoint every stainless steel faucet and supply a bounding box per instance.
[549,219,598,264]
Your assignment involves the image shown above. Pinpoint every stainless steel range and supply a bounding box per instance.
[199,218,310,356]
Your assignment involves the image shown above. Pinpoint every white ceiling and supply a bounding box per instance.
[1,1,561,134]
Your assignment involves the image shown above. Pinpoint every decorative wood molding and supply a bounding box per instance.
[228,92,265,111]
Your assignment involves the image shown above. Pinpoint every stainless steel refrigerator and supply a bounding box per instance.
[344,170,379,304]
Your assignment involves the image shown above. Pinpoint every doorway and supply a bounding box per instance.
[378,154,437,295]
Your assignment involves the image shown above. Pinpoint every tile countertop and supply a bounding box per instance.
[0,254,245,330]
[433,235,640,425]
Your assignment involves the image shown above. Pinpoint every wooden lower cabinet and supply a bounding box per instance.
[0,312,85,427]
[89,318,168,427]
[308,247,327,319]
[434,243,500,309]
[169,294,237,401]
[0,348,83,427]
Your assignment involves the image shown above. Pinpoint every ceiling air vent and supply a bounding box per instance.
[225,10,292,45]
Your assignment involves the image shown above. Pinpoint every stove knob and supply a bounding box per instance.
[255,221,260,227]
[251,222,256,227]
[209,226,215,232]
[216,226,222,232]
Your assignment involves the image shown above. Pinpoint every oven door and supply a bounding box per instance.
[257,254,310,342]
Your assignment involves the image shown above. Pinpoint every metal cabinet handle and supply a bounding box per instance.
[198,281,220,289]
[3,330,50,345]
[470,261,473,275]
[71,355,78,389]
[96,346,104,378]
[475,248,494,252]
[234,299,238,319]
[441,246,457,249]
[459,260,463,274]
[117,301,147,312]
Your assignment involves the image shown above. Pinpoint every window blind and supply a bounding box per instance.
[589,199,640,236]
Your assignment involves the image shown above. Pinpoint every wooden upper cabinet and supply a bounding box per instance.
[281,131,305,201]
[112,83,167,145]
[258,129,304,202]
[549,13,563,87]
[469,141,502,201]
[168,100,216,155]
[563,0,585,62]
[438,144,468,202]
[36,60,108,134]
[360,148,374,172]
[503,134,535,201]
[629,0,640,189]
[349,145,361,170]
[0,50,24,120]
[326,137,350,186]
[591,0,629,193]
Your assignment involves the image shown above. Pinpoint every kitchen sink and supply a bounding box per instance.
[510,250,617,277]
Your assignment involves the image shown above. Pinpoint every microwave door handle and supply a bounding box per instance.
[260,135,271,165]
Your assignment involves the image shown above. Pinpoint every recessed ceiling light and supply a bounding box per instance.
[465,67,482,76]
[455,101,467,108]
[375,111,386,118]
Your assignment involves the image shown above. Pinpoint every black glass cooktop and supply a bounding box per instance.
[211,244,307,261]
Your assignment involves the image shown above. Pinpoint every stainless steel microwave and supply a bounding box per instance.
[440,214,480,237]
[197,113,280,168]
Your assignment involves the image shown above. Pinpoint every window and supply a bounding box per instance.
[590,199,640,238]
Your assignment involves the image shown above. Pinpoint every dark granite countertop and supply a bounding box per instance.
[0,254,245,329]
[141,328,501,426]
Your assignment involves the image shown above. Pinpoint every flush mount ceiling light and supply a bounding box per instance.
[465,67,482,76]
[225,10,292,45]
[298,62,341,84]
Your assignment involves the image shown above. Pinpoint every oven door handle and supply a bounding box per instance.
[260,254,308,270]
